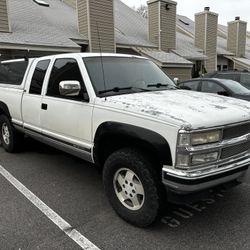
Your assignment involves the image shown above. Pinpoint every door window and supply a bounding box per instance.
[182,81,200,91]
[29,60,50,95]
[201,81,225,93]
[47,58,88,101]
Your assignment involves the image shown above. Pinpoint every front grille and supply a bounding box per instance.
[223,123,250,140]
[220,141,250,159]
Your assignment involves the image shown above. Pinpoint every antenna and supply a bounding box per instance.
[96,21,107,101]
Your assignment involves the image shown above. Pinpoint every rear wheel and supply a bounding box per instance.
[103,148,165,227]
[0,115,23,152]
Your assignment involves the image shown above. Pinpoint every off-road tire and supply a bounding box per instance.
[0,115,23,153]
[103,147,165,227]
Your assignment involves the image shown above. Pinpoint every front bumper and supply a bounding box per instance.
[162,155,250,193]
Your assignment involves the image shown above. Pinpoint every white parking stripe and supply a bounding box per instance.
[0,165,100,250]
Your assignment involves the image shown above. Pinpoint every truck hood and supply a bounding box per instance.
[96,90,250,129]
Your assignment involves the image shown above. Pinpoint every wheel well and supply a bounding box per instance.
[0,102,11,118]
[94,133,172,169]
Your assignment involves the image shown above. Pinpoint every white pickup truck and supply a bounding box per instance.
[0,53,250,227]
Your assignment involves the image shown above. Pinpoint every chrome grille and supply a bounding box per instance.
[220,141,250,159]
[223,123,250,140]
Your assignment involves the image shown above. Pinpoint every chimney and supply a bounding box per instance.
[148,0,177,52]
[195,7,218,73]
[0,0,11,33]
[77,0,115,53]
[227,17,247,57]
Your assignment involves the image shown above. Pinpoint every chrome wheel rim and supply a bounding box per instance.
[2,123,10,145]
[113,168,145,211]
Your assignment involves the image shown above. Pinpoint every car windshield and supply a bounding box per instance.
[83,56,176,97]
[219,79,250,94]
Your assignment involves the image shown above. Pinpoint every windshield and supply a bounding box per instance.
[83,56,176,97]
[219,79,250,94]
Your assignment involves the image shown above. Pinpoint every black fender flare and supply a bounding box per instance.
[94,121,172,166]
[0,101,11,118]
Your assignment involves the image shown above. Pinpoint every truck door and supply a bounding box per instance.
[40,57,93,155]
[22,59,51,133]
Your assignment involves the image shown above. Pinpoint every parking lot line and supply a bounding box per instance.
[0,165,100,250]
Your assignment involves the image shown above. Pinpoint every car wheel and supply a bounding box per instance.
[0,115,23,153]
[103,148,165,227]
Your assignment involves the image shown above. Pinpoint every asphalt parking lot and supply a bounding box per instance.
[1,138,250,250]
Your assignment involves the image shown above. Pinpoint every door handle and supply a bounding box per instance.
[41,103,48,110]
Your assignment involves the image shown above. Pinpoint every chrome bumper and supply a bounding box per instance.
[162,154,250,193]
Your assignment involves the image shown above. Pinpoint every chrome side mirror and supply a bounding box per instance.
[59,81,81,96]
[173,77,179,85]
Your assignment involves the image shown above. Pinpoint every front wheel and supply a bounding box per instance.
[0,115,23,153]
[103,148,165,227]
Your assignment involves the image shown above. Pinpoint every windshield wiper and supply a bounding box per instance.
[147,83,177,89]
[99,87,132,95]
[99,86,150,95]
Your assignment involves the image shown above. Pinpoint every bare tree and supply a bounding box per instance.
[136,4,148,19]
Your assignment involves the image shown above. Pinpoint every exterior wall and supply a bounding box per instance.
[77,0,88,37]
[227,20,247,57]
[162,67,192,81]
[148,0,177,52]
[194,14,205,49]
[227,22,237,55]
[0,0,10,32]
[148,1,159,46]
[206,13,218,72]
[77,0,115,53]
[195,10,218,73]
[160,0,176,51]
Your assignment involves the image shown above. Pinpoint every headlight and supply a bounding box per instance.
[178,130,221,146]
[191,130,221,146]
[176,151,219,169]
[191,151,219,165]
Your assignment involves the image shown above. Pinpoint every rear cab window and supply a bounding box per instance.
[0,61,28,85]
[29,60,50,95]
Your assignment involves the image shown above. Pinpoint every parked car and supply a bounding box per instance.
[205,70,250,89]
[178,78,250,101]
[0,54,250,227]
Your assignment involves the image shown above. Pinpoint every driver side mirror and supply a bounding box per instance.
[59,81,81,97]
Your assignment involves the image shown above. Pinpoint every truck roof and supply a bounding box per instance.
[1,53,147,64]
